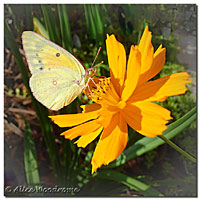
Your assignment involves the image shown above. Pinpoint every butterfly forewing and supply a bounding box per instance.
[22,31,85,75]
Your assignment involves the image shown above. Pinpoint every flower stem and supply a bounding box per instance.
[158,135,196,163]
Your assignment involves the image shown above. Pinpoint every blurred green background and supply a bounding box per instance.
[4,4,196,197]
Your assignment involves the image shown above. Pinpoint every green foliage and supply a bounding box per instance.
[5,18,30,88]
[162,161,174,175]
[152,176,196,196]
[41,5,61,45]
[144,151,158,169]
[58,4,73,52]
[23,117,40,187]
[84,5,104,46]
[96,170,164,196]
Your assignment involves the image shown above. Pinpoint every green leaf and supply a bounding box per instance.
[84,5,104,46]
[92,5,103,44]
[60,138,72,183]
[84,5,96,39]
[57,5,73,52]
[106,107,196,168]
[97,170,164,196]
[4,19,30,88]
[84,5,90,32]
[33,17,49,39]
[41,5,61,45]
[24,5,34,30]
[24,117,40,186]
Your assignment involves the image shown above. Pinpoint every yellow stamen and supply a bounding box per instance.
[86,78,111,102]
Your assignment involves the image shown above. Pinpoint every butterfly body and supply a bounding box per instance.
[22,31,90,111]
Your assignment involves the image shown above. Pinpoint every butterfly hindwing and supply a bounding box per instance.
[30,67,85,111]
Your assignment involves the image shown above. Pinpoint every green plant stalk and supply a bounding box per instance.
[158,135,196,163]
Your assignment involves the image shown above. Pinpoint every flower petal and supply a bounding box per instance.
[138,26,154,75]
[75,127,103,148]
[122,102,172,137]
[106,34,126,96]
[49,109,100,127]
[138,45,166,85]
[97,109,115,129]
[129,72,192,102]
[122,45,141,101]
[60,119,101,140]
[91,114,128,174]
[81,103,101,113]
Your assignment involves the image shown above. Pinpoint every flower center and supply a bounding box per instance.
[117,100,126,110]
[85,78,111,102]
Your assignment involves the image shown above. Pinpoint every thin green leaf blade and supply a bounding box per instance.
[24,5,34,30]
[4,19,29,88]
[24,117,40,186]
[58,4,73,52]
[97,170,164,196]
[84,5,96,39]
[33,17,49,39]
[41,5,60,45]
[92,5,103,44]
[84,5,90,31]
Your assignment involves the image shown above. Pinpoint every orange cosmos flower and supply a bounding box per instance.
[49,26,192,174]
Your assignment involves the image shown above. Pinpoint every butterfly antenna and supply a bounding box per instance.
[93,61,104,69]
[91,47,102,69]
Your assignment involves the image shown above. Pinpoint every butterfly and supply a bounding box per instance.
[22,31,96,111]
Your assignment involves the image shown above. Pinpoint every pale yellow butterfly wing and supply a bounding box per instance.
[30,67,86,111]
[22,31,85,75]
[22,31,88,110]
